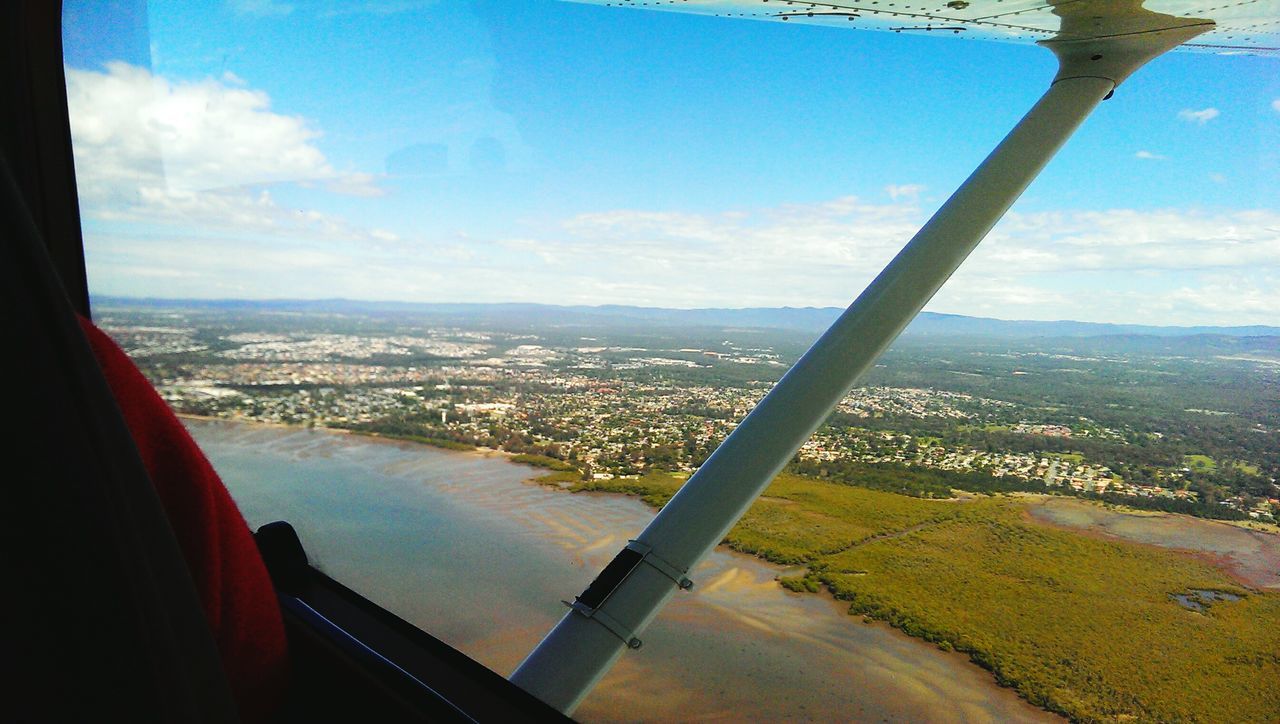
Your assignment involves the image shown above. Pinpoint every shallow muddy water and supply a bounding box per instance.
[191,419,1058,722]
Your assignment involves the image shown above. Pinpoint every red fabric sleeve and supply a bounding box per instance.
[79,316,287,721]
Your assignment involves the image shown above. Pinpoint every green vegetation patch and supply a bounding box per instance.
[532,469,580,486]
[814,498,1278,721]
[569,470,682,509]
[1233,461,1261,476]
[509,453,577,471]
[577,472,1280,722]
[363,432,475,451]
[729,475,960,564]
[1184,454,1218,471]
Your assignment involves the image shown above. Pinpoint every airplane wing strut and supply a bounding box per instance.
[511,8,1212,714]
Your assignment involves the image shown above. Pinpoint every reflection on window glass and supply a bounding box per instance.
[64,0,1279,720]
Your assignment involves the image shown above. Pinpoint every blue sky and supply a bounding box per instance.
[63,0,1280,325]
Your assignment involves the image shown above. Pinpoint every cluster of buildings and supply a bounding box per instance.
[836,386,1013,420]
[113,321,1274,521]
[218,333,492,361]
[799,428,1198,500]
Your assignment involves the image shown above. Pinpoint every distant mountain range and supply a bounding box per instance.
[94,296,1279,339]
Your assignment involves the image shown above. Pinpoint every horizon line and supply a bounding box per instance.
[90,294,1280,333]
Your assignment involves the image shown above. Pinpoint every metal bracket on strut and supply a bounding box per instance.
[625,540,694,591]
[561,539,694,651]
[562,599,643,650]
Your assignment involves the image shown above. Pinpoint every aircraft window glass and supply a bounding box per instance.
[63,0,1279,720]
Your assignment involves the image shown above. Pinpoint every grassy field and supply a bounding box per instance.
[1232,460,1261,476]
[358,431,475,451]
[1183,454,1217,472]
[566,471,1280,722]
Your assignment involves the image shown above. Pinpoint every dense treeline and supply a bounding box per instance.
[1082,490,1251,520]
[832,406,1276,489]
[787,459,1044,498]
[786,458,1254,520]
[865,341,1280,479]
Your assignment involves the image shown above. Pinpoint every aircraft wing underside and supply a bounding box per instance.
[563,0,1280,55]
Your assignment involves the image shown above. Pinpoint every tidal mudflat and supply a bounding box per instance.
[1026,496,1280,589]
[190,418,1057,722]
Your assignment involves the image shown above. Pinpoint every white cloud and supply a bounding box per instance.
[928,274,1069,318]
[90,186,395,245]
[978,209,1280,272]
[545,201,1280,285]
[323,172,384,198]
[885,184,925,202]
[1162,274,1280,316]
[938,274,1280,327]
[553,196,921,280]
[86,190,1280,324]
[66,62,383,225]
[1134,150,1166,160]
[468,199,1280,323]
[1272,99,1280,113]
[1177,107,1219,124]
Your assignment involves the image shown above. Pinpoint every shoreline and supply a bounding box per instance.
[179,413,519,457]
[186,415,1279,719]
[183,415,1277,535]
[185,415,1066,720]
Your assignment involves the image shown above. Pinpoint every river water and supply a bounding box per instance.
[188,419,1057,722]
